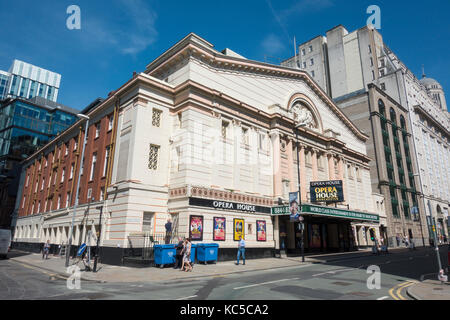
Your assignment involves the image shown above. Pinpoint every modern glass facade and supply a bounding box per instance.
[0,99,78,165]
[0,72,9,100]
[0,60,61,102]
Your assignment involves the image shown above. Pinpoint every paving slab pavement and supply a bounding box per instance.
[6,247,410,284]
[407,280,450,300]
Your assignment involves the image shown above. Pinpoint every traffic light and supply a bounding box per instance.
[369,229,376,241]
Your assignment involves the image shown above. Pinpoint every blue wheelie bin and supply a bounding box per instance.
[196,243,219,264]
[190,244,196,265]
[154,244,176,268]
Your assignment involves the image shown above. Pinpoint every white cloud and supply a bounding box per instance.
[261,34,287,57]
[265,0,334,42]
[81,0,158,55]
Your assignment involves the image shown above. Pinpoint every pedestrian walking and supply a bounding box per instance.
[374,237,380,255]
[183,238,192,272]
[174,237,184,269]
[180,238,186,271]
[42,240,50,260]
[236,236,245,265]
[409,237,416,250]
[403,235,409,248]
[165,218,172,244]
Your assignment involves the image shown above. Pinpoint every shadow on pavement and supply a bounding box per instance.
[311,245,448,281]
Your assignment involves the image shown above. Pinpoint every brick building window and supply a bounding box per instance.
[103,146,110,177]
[152,109,162,127]
[90,153,97,181]
[108,115,114,131]
[95,123,101,138]
[66,192,70,207]
[148,145,160,170]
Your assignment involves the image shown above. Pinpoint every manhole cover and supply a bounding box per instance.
[348,292,373,297]
[332,282,352,286]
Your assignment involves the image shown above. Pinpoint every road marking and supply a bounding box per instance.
[176,295,198,300]
[262,264,313,272]
[312,268,355,277]
[233,278,300,290]
[396,282,416,300]
[377,296,389,300]
[389,281,417,300]
[9,260,54,277]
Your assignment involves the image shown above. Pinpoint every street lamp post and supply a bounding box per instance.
[413,173,443,276]
[93,203,104,272]
[427,201,443,274]
[412,173,427,248]
[295,123,307,263]
[65,114,90,267]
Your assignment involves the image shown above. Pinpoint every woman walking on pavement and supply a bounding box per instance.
[183,238,193,272]
[180,238,186,271]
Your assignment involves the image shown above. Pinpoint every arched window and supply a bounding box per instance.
[378,99,385,116]
[400,115,406,129]
[390,108,397,124]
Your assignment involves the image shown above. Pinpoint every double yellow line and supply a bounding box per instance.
[389,281,417,300]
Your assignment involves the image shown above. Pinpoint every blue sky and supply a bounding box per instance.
[0,0,449,111]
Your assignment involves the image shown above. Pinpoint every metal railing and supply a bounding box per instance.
[125,232,183,261]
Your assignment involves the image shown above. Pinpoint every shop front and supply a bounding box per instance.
[273,204,380,255]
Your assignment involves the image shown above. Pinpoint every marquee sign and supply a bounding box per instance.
[303,204,379,222]
[189,198,271,214]
[310,180,344,203]
[271,204,379,223]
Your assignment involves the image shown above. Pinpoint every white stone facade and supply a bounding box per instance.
[12,34,383,256]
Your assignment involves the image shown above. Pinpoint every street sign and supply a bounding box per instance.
[271,206,290,215]
[77,243,86,257]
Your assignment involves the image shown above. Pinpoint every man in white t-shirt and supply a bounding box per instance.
[236,236,246,265]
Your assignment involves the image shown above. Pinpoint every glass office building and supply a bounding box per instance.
[0,97,78,170]
[0,60,61,102]
[0,71,9,100]
[0,96,78,228]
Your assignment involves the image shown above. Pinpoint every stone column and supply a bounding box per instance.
[286,137,295,192]
[273,216,280,250]
[312,148,318,181]
[328,154,335,180]
[271,132,282,198]
[299,144,307,202]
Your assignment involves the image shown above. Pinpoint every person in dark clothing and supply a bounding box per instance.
[42,240,50,260]
[165,219,172,244]
[174,237,184,269]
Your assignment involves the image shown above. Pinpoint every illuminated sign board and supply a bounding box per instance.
[310,180,344,203]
